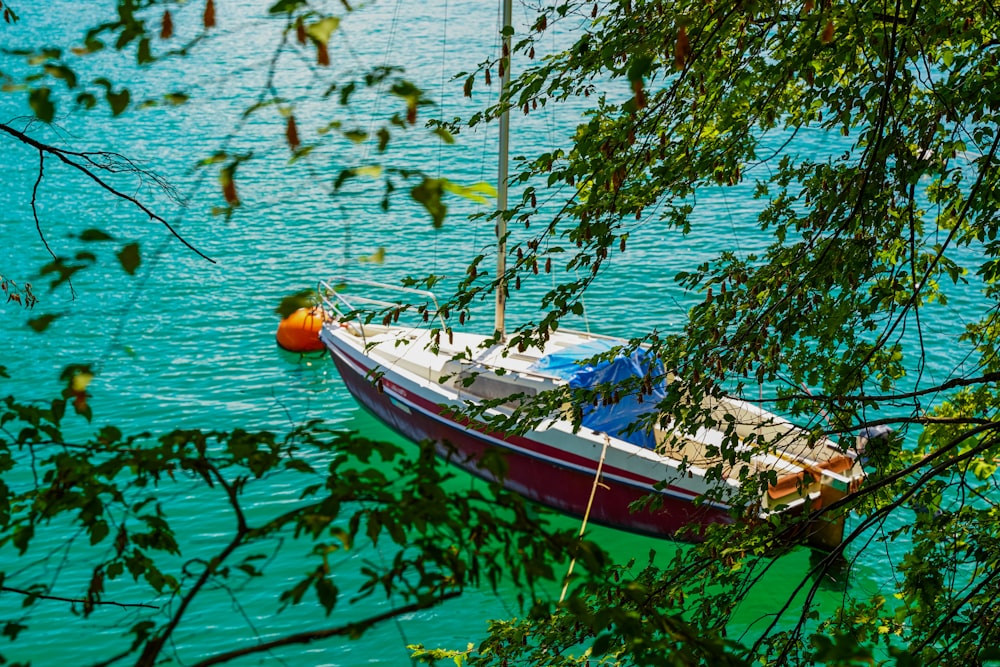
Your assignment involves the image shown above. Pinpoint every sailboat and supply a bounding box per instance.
[318,1,867,550]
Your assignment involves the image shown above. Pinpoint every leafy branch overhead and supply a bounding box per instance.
[408,0,1000,664]
[5,1,1000,666]
[0,390,590,666]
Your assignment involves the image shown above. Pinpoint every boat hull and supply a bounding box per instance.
[325,335,734,539]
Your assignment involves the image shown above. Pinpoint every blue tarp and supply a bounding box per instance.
[531,341,665,449]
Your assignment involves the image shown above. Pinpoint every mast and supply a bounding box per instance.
[494,0,512,341]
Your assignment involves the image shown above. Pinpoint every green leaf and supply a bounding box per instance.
[274,289,318,318]
[27,313,60,333]
[79,228,115,242]
[411,177,447,228]
[117,243,141,275]
[137,37,152,65]
[2,622,27,641]
[29,87,55,123]
[442,179,496,204]
[357,247,386,264]
[76,91,97,109]
[343,129,368,143]
[626,54,654,83]
[90,520,110,546]
[95,78,130,116]
[107,87,130,116]
[269,0,306,13]
[43,63,77,89]
[433,127,455,144]
[315,575,338,615]
[354,165,382,179]
[306,16,340,45]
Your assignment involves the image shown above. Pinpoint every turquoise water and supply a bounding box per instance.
[0,1,984,665]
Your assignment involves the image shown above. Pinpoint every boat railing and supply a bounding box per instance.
[319,278,448,342]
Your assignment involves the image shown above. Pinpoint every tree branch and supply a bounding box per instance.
[0,122,214,264]
[185,591,461,667]
[0,585,158,610]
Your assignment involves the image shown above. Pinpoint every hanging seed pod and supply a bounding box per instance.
[532,98,537,110]
[459,311,466,325]
[448,328,454,344]
[545,257,552,273]
[674,26,689,69]
[523,102,530,114]
[423,310,429,322]
[530,191,537,207]
[517,247,524,261]
[468,264,477,279]
[286,114,300,151]
[620,235,627,252]
[220,166,239,206]
[316,41,330,66]
[393,308,400,322]
[529,46,535,59]
[204,0,216,28]
[515,275,521,290]
[161,10,174,39]
[821,19,834,43]
[296,17,307,44]
[592,2,598,17]
[532,259,539,275]
[633,80,646,108]
[498,58,505,78]
[485,68,492,86]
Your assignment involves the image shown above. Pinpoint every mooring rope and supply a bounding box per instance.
[559,433,610,603]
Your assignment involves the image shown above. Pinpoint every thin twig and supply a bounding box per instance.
[0,586,158,610]
[0,122,214,264]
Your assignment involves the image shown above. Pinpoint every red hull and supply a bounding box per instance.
[326,342,733,540]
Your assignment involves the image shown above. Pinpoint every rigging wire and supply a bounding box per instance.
[432,0,450,280]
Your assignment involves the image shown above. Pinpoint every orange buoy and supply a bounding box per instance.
[276,307,325,353]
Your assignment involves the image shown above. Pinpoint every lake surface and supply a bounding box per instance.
[0,1,979,665]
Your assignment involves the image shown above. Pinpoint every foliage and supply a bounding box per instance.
[407,0,1000,664]
[0,1,591,665]
[0,384,591,665]
[5,0,1000,666]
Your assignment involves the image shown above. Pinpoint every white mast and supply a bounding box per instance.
[494,0,512,341]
